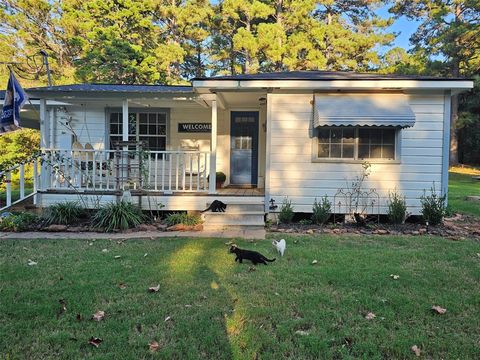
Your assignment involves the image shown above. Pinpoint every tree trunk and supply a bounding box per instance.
[450,92,459,165]
[275,0,284,71]
[449,4,462,165]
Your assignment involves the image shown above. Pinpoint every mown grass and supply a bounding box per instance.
[449,169,480,216]
[1,235,479,359]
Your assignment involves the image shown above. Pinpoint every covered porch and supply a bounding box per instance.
[13,85,268,211]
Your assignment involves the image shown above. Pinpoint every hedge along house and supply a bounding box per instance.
[2,71,473,226]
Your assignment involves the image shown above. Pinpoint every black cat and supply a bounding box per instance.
[202,200,227,213]
[229,245,276,265]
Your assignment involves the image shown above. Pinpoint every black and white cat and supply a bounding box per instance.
[272,239,286,256]
[229,244,276,265]
[201,200,227,213]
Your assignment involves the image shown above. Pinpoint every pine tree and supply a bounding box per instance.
[66,0,164,84]
[0,0,79,86]
[154,0,213,82]
[390,0,480,164]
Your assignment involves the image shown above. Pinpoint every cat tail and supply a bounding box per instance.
[200,206,211,213]
[264,257,276,262]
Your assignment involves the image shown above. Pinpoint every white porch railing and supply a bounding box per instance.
[41,149,211,193]
[0,159,41,211]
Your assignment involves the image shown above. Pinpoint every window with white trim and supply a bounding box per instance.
[315,127,397,161]
[109,111,167,151]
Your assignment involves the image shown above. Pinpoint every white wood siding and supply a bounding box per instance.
[53,105,107,150]
[267,92,446,215]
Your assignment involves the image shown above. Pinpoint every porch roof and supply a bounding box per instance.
[27,83,193,94]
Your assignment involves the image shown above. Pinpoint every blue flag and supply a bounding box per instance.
[0,71,29,134]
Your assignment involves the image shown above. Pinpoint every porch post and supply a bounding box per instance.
[39,98,49,190]
[40,98,48,149]
[121,99,129,192]
[122,99,129,144]
[209,98,217,194]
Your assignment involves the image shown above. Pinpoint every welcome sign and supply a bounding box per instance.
[178,123,211,133]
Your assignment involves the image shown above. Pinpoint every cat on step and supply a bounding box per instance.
[272,239,286,256]
[201,200,227,213]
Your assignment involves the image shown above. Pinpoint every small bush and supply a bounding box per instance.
[0,212,39,232]
[91,201,144,232]
[44,202,85,225]
[278,197,294,224]
[420,185,447,226]
[298,219,312,225]
[165,213,201,227]
[387,190,407,225]
[311,196,331,225]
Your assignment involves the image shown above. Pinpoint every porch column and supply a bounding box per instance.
[39,98,49,191]
[40,98,48,149]
[122,99,129,144]
[209,98,217,194]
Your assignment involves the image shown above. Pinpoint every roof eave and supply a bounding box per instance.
[25,89,197,100]
[192,79,474,92]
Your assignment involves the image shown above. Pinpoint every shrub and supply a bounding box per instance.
[278,197,294,224]
[311,196,331,225]
[420,185,447,226]
[165,212,201,227]
[44,201,86,225]
[299,219,312,225]
[0,212,39,232]
[91,201,144,232]
[387,190,407,225]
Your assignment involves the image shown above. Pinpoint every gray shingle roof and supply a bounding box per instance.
[192,70,468,81]
[27,83,194,93]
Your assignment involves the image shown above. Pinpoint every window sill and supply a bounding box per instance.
[311,158,401,164]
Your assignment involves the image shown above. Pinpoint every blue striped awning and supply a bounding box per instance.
[314,93,416,128]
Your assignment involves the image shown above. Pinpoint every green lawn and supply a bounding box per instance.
[1,236,479,359]
[448,171,480,216]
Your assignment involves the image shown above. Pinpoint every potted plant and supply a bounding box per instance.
[215,172,226,189]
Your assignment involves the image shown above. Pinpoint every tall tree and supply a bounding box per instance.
[390,0,480,165]
[211,0,394,75]
[154,0,213,81]
[66,0,165,84]
[0,0,80,86]
[212,0,274,74]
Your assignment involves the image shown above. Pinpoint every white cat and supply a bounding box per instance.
[272,239,286,257]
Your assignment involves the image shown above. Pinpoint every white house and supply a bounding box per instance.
[1,71,474,226]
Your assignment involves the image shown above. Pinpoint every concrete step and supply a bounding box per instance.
[202,211,265,226]
[205,202,264,212]
[202,225,265,232]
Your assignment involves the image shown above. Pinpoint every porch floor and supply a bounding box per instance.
[217,187,264,196]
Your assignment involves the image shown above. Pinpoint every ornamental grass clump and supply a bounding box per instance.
[165,213,201,227]
[43,201,86,225]
[420,184,447,226]
[278,197,294,224]
[387,190,407,225]
[91,201,144,232]
[312,195,331,225]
